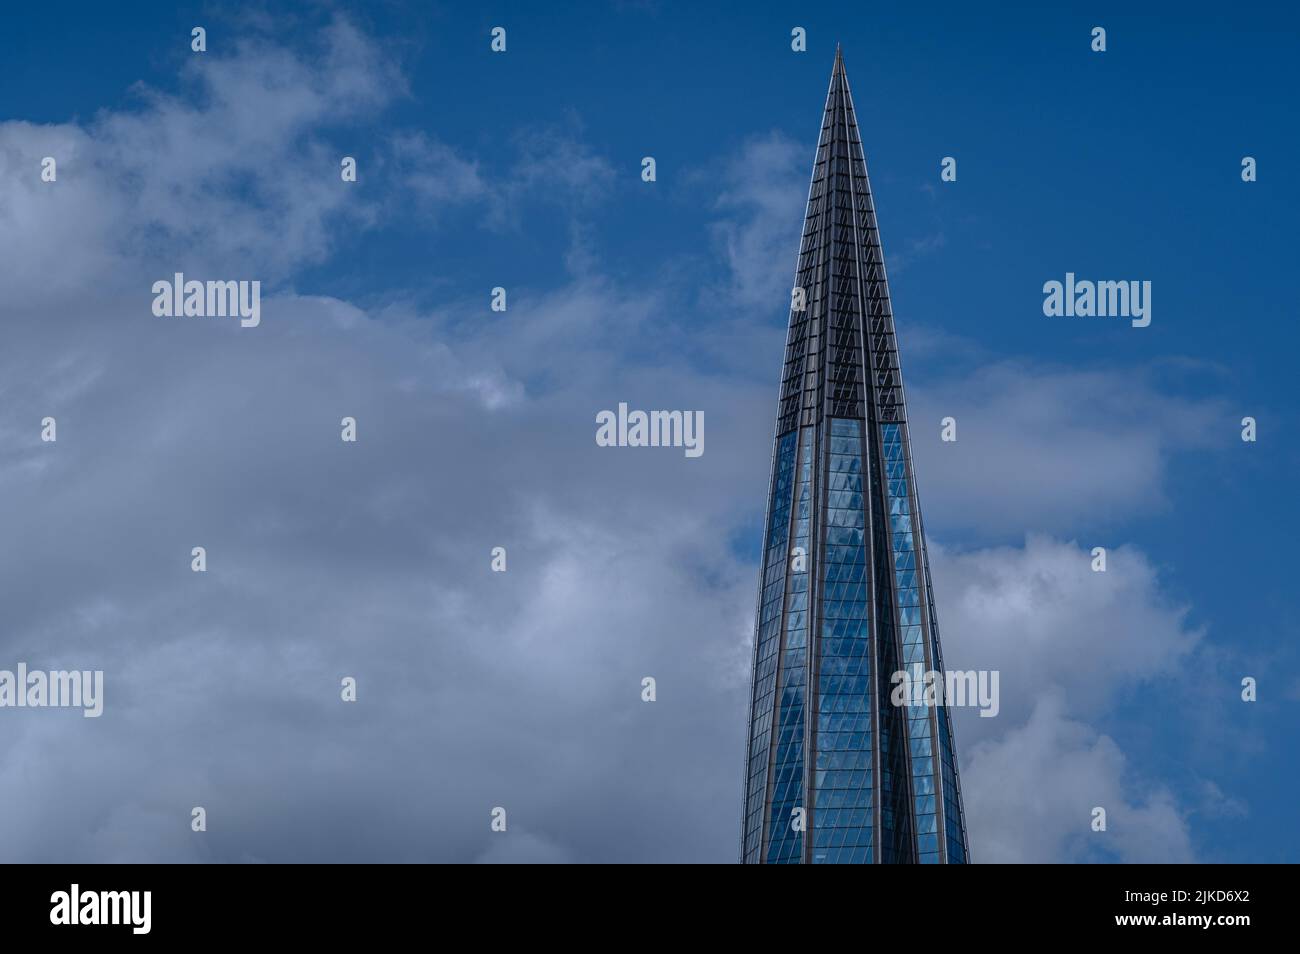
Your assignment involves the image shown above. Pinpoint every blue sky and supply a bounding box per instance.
[0,1,1296,862]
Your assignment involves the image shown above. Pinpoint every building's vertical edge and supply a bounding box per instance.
[740,427,782,863]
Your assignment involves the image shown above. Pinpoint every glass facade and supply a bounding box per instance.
[743,430,797,862]
[812,419,872,863]
[741,49,969,864]
[767,433,812,863]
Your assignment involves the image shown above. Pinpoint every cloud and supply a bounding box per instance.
[0,276,768,861]
[0,13,1240,866]
[1195,780,1248,820]
[933,535,1202,732]
[931,536,1204,861]
[907,360,1233,534]
[710,132,807,310]
[386,131,488,209]
[887,230,947,275]
[505,124,617,207]
[0,16,399,309]
[475,831,573,864]
[0,84,778,859]
[0,16,685,862]
[962,695,1194,863]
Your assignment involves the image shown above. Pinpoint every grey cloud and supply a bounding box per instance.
[931,535,1203,861]
[906,360,1233,535]
[933,534,1202,736]
[0,279,771,862]
[962,695,1194,863]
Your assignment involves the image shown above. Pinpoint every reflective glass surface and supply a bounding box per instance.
[881,423,939,863]
[742,429,797,862]
[767,431,813,863]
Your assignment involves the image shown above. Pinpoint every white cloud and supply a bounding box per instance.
[710,132,806,310]
[0,17,401,309]
[0,273,767,863]
[931,536,1204,861]
[907,361,1232,533]
[963,695,1194,863]
[934,535,1202,733]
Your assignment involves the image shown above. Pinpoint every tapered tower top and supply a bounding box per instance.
[742,46,969,865]
[773,45,895,434]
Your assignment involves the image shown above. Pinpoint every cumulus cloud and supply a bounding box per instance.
[962,695,1194,863]
[0,17,402,309]
[0,276,770,861]
[0,53,771,858]
[931,536,1204,861]
[934,535,1202,733]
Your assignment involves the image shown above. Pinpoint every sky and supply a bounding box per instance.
[0,1,1297,863]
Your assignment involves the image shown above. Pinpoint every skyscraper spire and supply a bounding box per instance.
[741,50,969,864]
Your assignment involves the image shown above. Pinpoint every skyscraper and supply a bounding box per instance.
[741,49,970,864]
